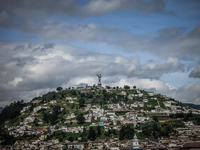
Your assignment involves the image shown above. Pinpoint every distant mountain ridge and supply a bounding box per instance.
[184,103,200,110]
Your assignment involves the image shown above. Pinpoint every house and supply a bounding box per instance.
[67,113,76,119]
[49,100,57,104]
[128,94,134,100]
[32,100,40,104]
[20,106,30,113]
[148,92,155,96]
[39,135,47,140]
[163,101,172,107]
[138,93,143,97]
[120,91,127,96]
[66,142,85,150]
[24,116,35,124]
[33,106,43,112]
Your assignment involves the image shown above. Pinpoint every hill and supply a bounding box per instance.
[0,85,200,145]
[184,103,200,110]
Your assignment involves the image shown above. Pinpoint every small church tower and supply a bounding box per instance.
[132,134,139,148]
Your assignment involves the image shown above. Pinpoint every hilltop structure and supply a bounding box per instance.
[96,74,102,87]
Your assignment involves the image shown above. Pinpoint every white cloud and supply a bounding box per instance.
[175,82,200,104]
[0,41,197,106]
[104,77,175,96]
[81,0,167,16]
[7,77,23,88]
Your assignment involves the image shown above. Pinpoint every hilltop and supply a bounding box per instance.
[0,85,200,146]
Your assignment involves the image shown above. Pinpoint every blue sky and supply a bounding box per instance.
[0,0,200,106]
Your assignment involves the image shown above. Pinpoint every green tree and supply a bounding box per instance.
[124,85,130,90]
[119,126,126,140]
[56,86,63,91]
[79,98,85,108]
[119,124,134,140]
[81,127,88,142]
[88,127,96,141]
[77,113,85,124]
[0,100,26,124]
[126,124,134,139]
[80,93,85,97]
[105,129,112,137]
[30,103,34,111]
[97,126,102,137]
[33,118,39,126]
[152,116,158,122]
[68,136,74,142]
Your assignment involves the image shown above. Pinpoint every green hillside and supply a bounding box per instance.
[0,85,200,145]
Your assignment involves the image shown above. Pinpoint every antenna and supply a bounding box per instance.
[96,74,101,87]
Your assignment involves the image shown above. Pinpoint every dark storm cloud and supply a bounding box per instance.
[189,62,200,78]
[9,20,199,59]
[0,0,198,60]
[143,25,200,58]
[0,0,76,18]
[0,0,168,21]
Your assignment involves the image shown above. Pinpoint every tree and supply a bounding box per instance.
[81,127,88,142]
[126,124,134,139]
[124,85,130,90]
[97,126,102,137]
[119,126,126,140]
[49,112,58,125]
[133,86,136,89]
[80,93,85,97]
[119,124,134,140]
[88,127,96,141]
[105,129,112,137]
[33,118,39,126]
[152,116,158,122]
[30,103,34,111]
[56,86,63,91]
[0,100,26,124]
[68,136,74,142]
[77,113,85,124]
[70,90,76,96]
[79,98,85,108]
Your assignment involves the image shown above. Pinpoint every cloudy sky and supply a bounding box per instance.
[0,0,200,107]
